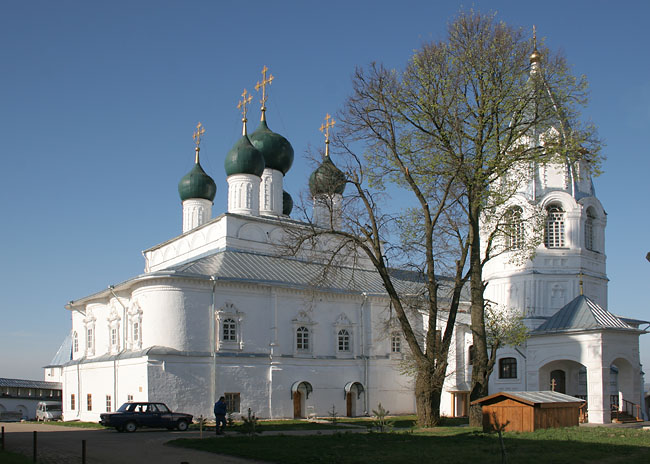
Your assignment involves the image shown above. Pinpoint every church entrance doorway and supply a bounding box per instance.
[550,370,566,394]
[344,382,364,417]
[293,391,302,418]
[290,381,313,419]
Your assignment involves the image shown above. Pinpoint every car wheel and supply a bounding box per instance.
[176,420,189,431]
[124,421,137,433]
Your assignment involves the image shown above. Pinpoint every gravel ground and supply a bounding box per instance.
[1,422,269,464]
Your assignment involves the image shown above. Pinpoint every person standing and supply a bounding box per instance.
[214,396,227,435]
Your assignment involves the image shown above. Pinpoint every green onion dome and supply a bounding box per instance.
[178,160,217,202]
[249,120,294,175]
[283,190,293,216]
[224,135,265,177]
[309,155,346,196]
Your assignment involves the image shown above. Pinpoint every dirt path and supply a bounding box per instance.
[1,422,269,464]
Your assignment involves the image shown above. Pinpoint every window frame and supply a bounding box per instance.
[337,329,350,352]
[87,393,92,411]
[296,326,310,351]
[504,206,525,250]
[585,208,596,251]
[71,393,76,410]
[106,395,112,412]
[498,357,518,379]
[215,302,244,351]
[391,332,402,354]
[544,204,566,248]
[225,392,240,413]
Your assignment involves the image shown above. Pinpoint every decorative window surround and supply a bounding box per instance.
[498,357,518,380]
[83,310,96,356]
[334,313,354,358]
[216,302,245,351]
[107,308,121,354]
[292,311,316,357]
[128,302,143,351]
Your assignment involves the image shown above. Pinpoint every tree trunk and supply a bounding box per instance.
[414,366,443,427]
[468,200,489,427]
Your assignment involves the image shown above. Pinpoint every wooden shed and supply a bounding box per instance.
[471,391,585,433]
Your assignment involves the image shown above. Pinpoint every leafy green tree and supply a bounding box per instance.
[288,10,599,427]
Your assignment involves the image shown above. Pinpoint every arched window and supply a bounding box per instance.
[223,318,237,342]
[544,205,565,248]
[338,329,350,352]
[468,345,475,365]
[296,327,309,351]
[504,206,525,250]
[585,208,596,251]
[498,357,517,379]
[73,332,79,353]
[391,333,401,353]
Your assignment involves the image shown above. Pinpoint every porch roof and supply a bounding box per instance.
[533,295,639,335]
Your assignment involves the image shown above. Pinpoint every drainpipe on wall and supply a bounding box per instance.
[268,287,278,419]
[69,304,86,420]
[360,292,368,415]
[210,276,217,416]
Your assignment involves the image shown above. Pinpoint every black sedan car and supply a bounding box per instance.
[100,402,193,432]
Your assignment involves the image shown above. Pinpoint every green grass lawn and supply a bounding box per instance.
[23,420,106,429]
[169,426,650,464]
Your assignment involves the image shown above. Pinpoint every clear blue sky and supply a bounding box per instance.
[1,0,648,380]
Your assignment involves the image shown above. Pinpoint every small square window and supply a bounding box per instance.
[225,392,240,413]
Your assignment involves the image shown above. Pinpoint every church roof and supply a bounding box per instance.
[171,249,468,301]
[533,295,638,335]
[44,333,72,368]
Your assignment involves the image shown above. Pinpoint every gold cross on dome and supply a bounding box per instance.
[255,65,274,110]
[319,113,335,142]
[193,122,206,148]
[237,89,253,121]
[533,25,537,49]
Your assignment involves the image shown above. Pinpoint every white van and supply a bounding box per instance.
[36,401,62,421]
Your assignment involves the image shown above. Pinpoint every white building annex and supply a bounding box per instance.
[51,58,646,424]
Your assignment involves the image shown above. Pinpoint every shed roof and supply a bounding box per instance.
[533,295,638,335]
[0,378,62,390]
[471,390,585,407]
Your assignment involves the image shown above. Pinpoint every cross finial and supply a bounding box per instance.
[319,113,336,157]
[551,378,557,392]
[255,65,274,121]
[533,25,537,49]
[237,89,253,136]
[579,272,584,296]
[192,122,206,163]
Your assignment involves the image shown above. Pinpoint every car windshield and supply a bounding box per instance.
[117,403,135,412]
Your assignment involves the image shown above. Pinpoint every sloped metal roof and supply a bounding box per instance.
[533,295,636,334]
[472,390,585,406]
[0,378,62,390]
[44,333,72,367]
[172,249,469,302]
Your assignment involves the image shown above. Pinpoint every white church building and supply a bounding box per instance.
[50,59,646,424]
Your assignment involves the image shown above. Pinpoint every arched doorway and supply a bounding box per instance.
[344,382,365,417]
[539,360,587,398]
[550,369,566,394]
[290,381,312,419]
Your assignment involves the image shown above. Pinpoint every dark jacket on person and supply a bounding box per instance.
[214,399,227,416]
